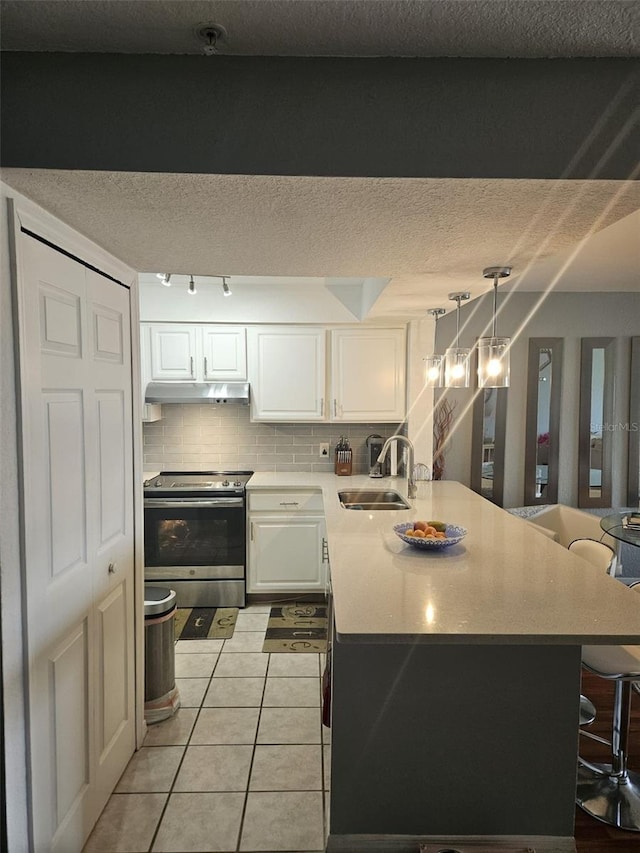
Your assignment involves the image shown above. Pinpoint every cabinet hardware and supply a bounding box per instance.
[204,356,208,376]
[190,356,194,376]
[108,562,116,574]
[320,398,324,416]
[250,522,254,541]
[333,399,337,417]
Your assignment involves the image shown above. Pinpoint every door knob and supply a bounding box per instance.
[108,562,117,574]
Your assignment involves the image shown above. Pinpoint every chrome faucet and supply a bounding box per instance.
[377,435,417,500]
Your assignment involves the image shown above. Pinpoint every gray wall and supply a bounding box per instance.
[2,54,638,179]
[435,291,640,508]
[143,404,401,475]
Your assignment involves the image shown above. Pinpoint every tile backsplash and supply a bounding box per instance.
[143,404,404,474]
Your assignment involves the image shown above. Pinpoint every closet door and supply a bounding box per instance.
[16,234,135,852]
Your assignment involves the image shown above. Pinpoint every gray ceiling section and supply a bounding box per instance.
[1,1,638,58]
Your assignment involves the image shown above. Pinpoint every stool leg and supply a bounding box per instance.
[576,680,640,831]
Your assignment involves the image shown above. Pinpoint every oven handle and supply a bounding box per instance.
[144,498,244,508]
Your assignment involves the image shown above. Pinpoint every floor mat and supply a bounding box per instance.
[174,607,238,640]
[262,603,327,653]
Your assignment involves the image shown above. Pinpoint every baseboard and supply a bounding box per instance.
[326,834,576,853]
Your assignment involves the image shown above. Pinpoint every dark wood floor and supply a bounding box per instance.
[574,672,640,852]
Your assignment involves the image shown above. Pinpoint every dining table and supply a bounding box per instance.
[600,510,640,548]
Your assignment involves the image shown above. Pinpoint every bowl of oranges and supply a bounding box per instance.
[393,520,467,550]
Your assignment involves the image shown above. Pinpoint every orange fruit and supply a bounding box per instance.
[413,529,426,538]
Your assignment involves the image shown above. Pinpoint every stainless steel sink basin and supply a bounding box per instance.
[338,489,410,510]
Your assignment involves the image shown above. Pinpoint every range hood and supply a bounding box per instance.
[145,382,250,405]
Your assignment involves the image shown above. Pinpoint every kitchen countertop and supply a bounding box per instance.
[247,473,640,645]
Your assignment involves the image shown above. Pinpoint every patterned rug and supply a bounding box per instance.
[262,603,328,653]
[174,607,238,641]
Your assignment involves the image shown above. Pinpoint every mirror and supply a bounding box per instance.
[471,383,507,506]
[524,338,563,505]
[629,337,639,507]
[579,337,614,507]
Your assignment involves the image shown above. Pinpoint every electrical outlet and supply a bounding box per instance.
[319,442,330,458]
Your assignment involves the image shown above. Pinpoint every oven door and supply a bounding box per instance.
[144,497,245,576]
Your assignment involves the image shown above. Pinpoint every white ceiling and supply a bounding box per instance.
[1,1,637,57]
[1,2,638,321]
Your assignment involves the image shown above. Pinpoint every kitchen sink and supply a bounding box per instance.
[338,489,410,510]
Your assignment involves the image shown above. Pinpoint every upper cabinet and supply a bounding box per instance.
[146,324,247,382]
[247,325,406,423]
[330,328,406,422]
[247,327,326,421]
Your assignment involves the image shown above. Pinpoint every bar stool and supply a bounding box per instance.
[568,538,617,577]
[576,582,640,831]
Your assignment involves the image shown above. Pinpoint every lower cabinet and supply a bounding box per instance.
[247,491,328,593]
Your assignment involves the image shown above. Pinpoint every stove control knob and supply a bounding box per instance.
[233,480,242,487]
[222,479,230,487]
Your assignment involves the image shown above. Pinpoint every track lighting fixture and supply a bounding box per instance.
[156,273,172,286]
[222,277,232,297]
[188,275,197,295]
[477,266,512,388]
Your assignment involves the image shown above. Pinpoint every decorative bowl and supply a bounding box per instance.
[393,522,467,550]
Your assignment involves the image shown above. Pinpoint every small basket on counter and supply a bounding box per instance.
[335,436,353,476]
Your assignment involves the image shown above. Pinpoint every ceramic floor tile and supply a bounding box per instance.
[241,603,273,613]
[257,707,322,744]
[174,652,218,678]
[152,792,245,852]
[221,631,265,652]
[262,676,320,707]
[83,793,167,853]
[203,676,265,707]
[174,678,209,708]
[143,708,198,746]
[213,652,269,678]
[191,706,260,744]
[115,746,184,793]
[173,744,253,792]
[234,612,270,632]
[239,791,324,851]
[323,743,331,791]
[268,653,320,677]
[249,744,322,791]
[175,639,224,654]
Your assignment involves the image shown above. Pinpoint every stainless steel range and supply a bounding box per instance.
[143,471,253,607]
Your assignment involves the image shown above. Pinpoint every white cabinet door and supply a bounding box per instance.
[247,327,326,421]
[17,234,136,852]
[140,324,162,421]
[149,324,197,380]
[201,326,247,380]
[331,328,406,422]
[249,515,327,592]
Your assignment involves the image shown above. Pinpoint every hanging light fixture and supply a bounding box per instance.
[156,273,172,286]
[424,308,446,387]
[477,266,512,388]
[222,276,232,297]
[188,275,197,295]
[444,292,471,388]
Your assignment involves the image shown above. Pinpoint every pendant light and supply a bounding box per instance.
[477,266,511,388]
[188,275,197,295]
[444,292,471,388]
[424,308,446,387]
[156,273,172,286]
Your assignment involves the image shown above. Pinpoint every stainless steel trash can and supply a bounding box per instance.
[144,586,180,724]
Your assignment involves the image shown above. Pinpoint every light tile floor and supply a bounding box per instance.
[83,604,329,853]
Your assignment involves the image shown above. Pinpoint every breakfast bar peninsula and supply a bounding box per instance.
[319,478,640,852]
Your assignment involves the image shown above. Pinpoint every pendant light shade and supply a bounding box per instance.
[424,308,446,387]
[478,267,511,388]
[444,292,471,388]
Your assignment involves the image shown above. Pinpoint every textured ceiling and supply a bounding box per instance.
[3,169,638,319]
[1,1,638,58]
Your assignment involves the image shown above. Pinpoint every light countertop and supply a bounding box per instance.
[247,473,640,646]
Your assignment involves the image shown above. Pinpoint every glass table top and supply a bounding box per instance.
[600,512,640,546]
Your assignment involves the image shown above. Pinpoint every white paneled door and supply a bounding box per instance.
[16,233,135,852]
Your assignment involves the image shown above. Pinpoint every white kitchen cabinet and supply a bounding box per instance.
[201,326,247,380]
[140,324,162,421]
[330,327,406,422]
[146,323,247,382]
[247,327,326,421]
[248,491,327,592]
